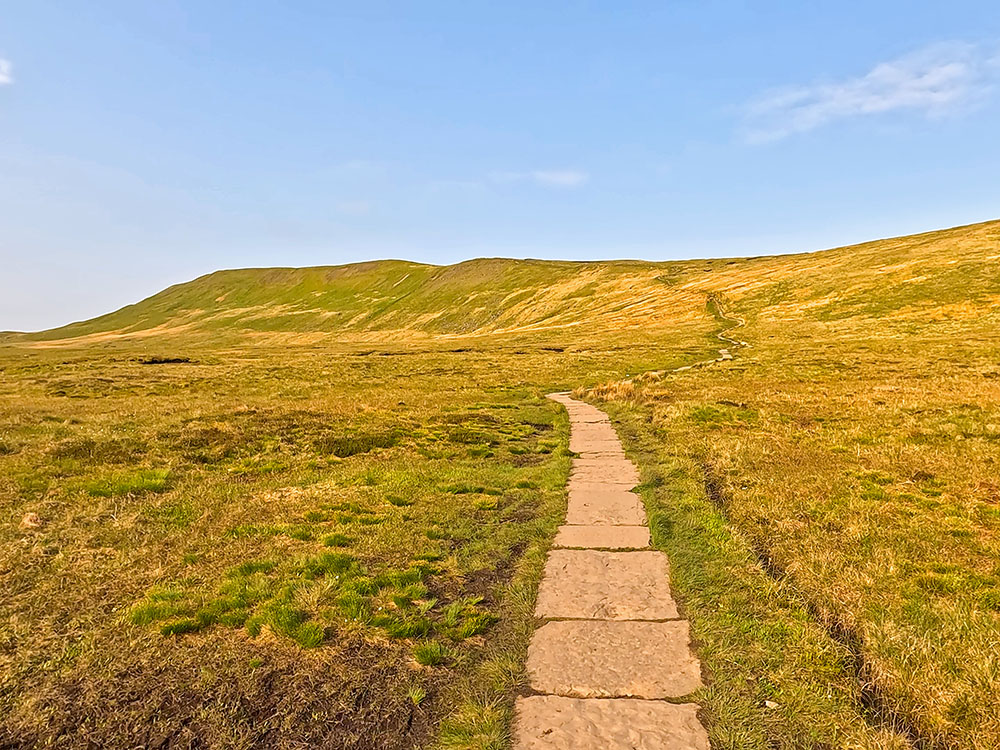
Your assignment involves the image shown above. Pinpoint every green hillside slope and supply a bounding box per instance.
[24,258,700,342]
[18,219,1000,346]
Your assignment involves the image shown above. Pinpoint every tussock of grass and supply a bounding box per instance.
[85,468,170,497]
[298,551,359,580]
[226,560,277,578]
[129,600,187,626]
[293,621,325,648]
[334,591,372,622]
[316,431,400,457]
[322,532,352,547]
[441,484,501,496]
[413,641,448,667]
[160,619,202,636]
[374,613,433,639]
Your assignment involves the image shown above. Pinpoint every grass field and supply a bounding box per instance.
[2,219,999,749]
[591,220,1000,748]
[0,332,710,749]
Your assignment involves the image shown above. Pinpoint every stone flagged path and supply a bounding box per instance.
[513,393,709,750]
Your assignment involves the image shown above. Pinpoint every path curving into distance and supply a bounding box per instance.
[513,394,709,749]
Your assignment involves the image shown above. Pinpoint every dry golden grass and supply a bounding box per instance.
[3,219,999,749]
[591,220,1000,749]
[0,332,711,750]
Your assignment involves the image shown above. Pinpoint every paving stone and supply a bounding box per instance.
[548,393,608,422]
[573,414,612,424]
[571,438,624,454]
[533,394,708,747]
[554,525,650,549]
[535,550,678,620]
[514,696,709,750]
[551,403,609,424]
[570,458,639,486]
[568,476,638,493]
[566,486,647,525]
[573,441,626,456]
[526,620,701,698]
[571,424,616,436]
[571,426,617,436]
[570,413,612,424]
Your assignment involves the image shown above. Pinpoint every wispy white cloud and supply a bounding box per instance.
[743,41,1000,143]
[0,59,12,86]
[490,169,590,188]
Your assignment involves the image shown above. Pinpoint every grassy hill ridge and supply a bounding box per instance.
[18,218,1000,345]
[22,257,693,343]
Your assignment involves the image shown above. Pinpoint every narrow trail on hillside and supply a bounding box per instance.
[584,295,749,404]
[663,295,749,375]
[513,394,709,749]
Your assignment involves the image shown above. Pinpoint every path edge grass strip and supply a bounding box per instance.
[431,400,571,750]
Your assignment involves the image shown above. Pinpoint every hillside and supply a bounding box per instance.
[20,259,704,343]
[15,219,1000,346]
[586,219,1000,748]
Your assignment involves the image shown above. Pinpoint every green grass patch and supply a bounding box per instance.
[323,532,353,547]
[413,640,449,666]
[160,619,202,636]
[85,468,171,497]
[316,431,400,457]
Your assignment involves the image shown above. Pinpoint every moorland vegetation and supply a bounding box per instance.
[2,219,998,749]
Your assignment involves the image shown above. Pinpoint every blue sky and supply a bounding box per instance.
[2,2,1000,331]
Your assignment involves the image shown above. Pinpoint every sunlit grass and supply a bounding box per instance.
[5,219,998,748]
[85,468,171,497]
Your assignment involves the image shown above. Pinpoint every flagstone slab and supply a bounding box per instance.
[514,696,709,750]
[570,459,639,486]
[571,439,624,454]
[576,443,626,454]
[526,620,702,698]
[571,428,619,439]
[573,442,627,456]
[549,395,608,420]
[554,525,650,549]
[569,413,611,424]
[535,550,678,620]
[566,487,647,526]
[568,478,641,495]
[549,395,609,422]
[569,422,618,437]
[568,476,639,494]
